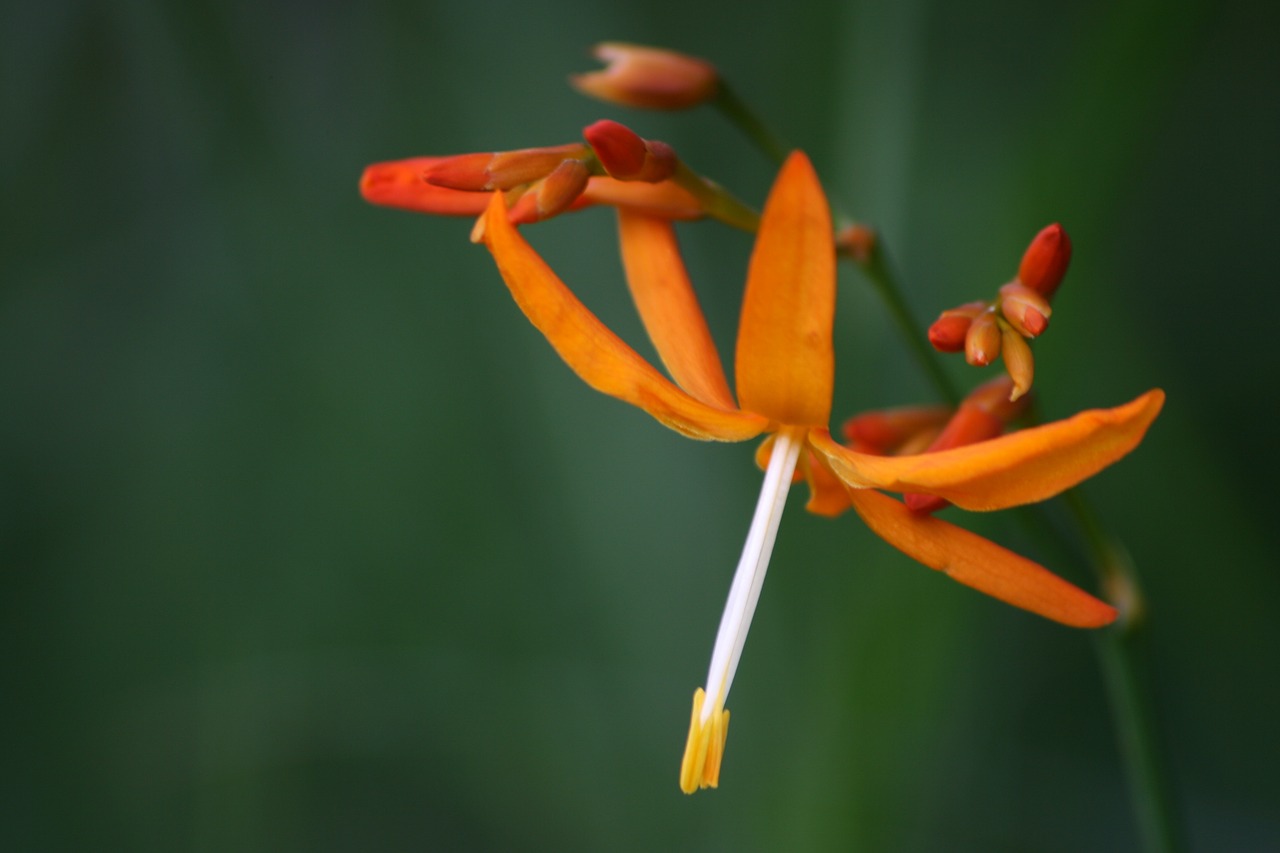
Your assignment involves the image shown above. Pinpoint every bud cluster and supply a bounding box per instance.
[927,224,1072,401]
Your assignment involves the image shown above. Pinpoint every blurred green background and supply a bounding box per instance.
[4,0,1278,850]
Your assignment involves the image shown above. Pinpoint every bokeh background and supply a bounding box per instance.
[4,0,1278,850]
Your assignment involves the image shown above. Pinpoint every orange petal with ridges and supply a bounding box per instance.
[847,489,1116,627]
[809,389,1164,510]
[617,210,736,409]
[481,194,767,441]
[735,151,835,427]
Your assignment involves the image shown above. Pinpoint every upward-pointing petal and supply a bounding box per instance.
[481,193,768,442]
[735,152,835,427]
[617,210,737,409]
[810,390,1164,511]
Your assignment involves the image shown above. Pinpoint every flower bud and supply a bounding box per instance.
[840,405,951,454]
[835,224,877,264]
[928,301,986,353]
[998,282,1052,338]
[535,159,591,219]
[964,309,1002,366]
[570,42,718,110]
[425,144,588,191]
[903,376,1030,514]
[1017,223,1072,300]
[1000,325,1035,401]
[583,120,677,182]
[360,157,489,216]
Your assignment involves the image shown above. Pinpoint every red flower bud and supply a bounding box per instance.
[1018,223,1072,300]
[928,301,987,353]
[583,120,677,182]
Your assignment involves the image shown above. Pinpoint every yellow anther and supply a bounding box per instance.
[679,688,731,793]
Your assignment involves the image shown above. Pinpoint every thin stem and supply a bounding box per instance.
[713,82,791,165]
[852,239,961,406]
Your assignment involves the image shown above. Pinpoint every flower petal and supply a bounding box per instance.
[735,151,835,426]
[809,390,1164,510]
[617,210,737,409]
[846,489,1117,628]
[480,194,767,441]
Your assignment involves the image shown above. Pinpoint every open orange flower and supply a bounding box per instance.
[474,150,1164,793]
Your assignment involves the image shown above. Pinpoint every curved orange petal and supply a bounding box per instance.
[617,210,736,409]
[810,390,1164,510]
[735,151,835,426]
[480,194,767,441]
[847,489,1116,627]
[361,158,489,216]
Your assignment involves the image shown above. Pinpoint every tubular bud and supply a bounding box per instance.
[535,160,592,218]
[835,224,877,264]
[571,42,719,110]
[841,405,952,454]
[998,282,1052,338]
[903,375,1031,514]
[583,120,677,182]
[1018,223,1072,300]
[929,301,987,353]
[964,309,1002,366]
[1001,325,1035,401]
[425,144,589,191]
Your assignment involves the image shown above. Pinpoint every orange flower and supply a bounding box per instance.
[474,151,1164,793]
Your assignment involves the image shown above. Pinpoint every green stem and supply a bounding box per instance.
[853,239,961,406]
[713,82,791,165]
[671,161,760,233]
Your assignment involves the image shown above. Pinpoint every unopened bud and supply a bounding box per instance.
[964,375,1030,422]
[998,282,1052,338]
[583,120,677,182]
[903,376,1028,514]
[964,309,1002,366]
[840,405,951,454]
[1017,223,1072,300]
[425,144,588,191]
[1000,325,1035,401]
[570,42,718,110]
[835,224,877,264]
[535,159,592,219]
[929,301,986,353]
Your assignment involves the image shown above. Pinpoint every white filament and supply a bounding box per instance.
[700,429,803,722]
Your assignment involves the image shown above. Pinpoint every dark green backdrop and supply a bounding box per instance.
[4,0,1277,850]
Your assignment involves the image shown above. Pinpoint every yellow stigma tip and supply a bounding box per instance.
[679,688,731,794]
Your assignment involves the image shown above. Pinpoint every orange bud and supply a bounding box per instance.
[583,120,677,182]
[570,42,718,110]
[360,157,490,216]
[964,374,1030,422]
[535,160,591,219]
[965,309,1002,366]
[903,376,1030,514]
[998,282,1052,338]
[929,302,986,353]
[1018,223,1072,300]
[425,144,588,192]
[841,405,951,453]
[1000,325,1035,401]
